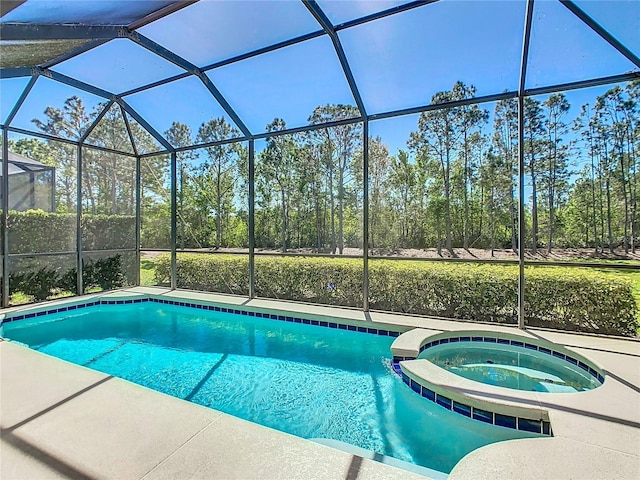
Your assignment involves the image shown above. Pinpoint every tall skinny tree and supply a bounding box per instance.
[196,118,241,249]
[260,119,299,252]
[542,93,570,253]
[308,105,361,254]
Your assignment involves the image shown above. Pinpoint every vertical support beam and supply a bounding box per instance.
[76,145,83,295]
[248,140,255,298]
[135,155,141,286]
[517,96,526,330]
[362,120,369,311]
[170,151,177,290]
[517,0,535,329]
[29,172,35,209]
[50,167,56,212]
[2,127,10,307]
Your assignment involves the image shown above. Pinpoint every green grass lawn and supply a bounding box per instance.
[140,258,158,286]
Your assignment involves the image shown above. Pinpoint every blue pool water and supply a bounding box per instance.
[422,342,601,393]
[2,303,540,473]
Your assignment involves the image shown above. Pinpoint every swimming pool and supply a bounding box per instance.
[1,298,541,474]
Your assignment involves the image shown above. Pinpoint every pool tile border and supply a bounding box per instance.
[390,332,608,435]
[393,357,553,436]
[1,297,402,338]
[395,335,605,384]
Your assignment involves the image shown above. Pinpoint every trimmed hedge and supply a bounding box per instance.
[155,254,362,305]
[256,256,362,306]
[523,267,637,336]
[9,253,132,302]
[156,254,249,295]
[369,260,518,323]
[7,210,136,253]
[156,253,638,336]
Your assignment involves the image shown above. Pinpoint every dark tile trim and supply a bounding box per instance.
[2,296,403,338]
[392,359,551,435]
[391,332,608,436]
[417,335,603,383]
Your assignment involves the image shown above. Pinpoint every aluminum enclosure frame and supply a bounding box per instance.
[1,0,639,329]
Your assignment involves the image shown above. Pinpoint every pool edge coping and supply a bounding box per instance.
[0,292,408,339]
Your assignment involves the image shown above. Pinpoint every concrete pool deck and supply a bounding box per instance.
[1,286,639,479]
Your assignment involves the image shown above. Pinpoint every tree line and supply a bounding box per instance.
[8,80,639,256]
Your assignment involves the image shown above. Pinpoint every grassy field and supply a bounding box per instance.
[140,259,158,287]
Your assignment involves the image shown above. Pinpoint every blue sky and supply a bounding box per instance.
[1,0,638,157]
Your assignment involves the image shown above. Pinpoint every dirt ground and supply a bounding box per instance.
[142,247,640,262]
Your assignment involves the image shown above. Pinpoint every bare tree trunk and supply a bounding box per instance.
[477,181,484,243]
[443,153,453,255]
[110,161,117,215]
[591,148,598,252]
[328,168,336,254]
[463,132,469,250]
[280,187,287,253]
[619,144,630,254]
[631,148,637,254]
[84,169,97,215]
[606,177,613,253]
[598,153,606,252]
[510,193,517,252]
[338,165,344,254]
[547,140,557,255]
[64,178,74,212]
[490,187,496,257]
[436,215,442,256]
[531,171,539,254]
[626,120,637,253]
[314,184,321,251]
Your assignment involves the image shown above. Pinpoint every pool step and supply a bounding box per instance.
[311,438,449,480]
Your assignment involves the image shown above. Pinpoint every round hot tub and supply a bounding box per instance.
[392,330,606,435]
[418,334,603,393]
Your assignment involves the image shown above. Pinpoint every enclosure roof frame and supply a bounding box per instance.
[0,0,638,152]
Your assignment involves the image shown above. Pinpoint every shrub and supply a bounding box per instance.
[155,253,248,295]
[7,210,135,253]
[154,254,171,285]
[81,215,136,250]
[83,254,127,291]
[8,254,130,303]
[8,210,75,253]
[255,256,362,307]
[369,260,518,323]
[157,253,638,336]
[9,256,76,301]
[524,267,637,336]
